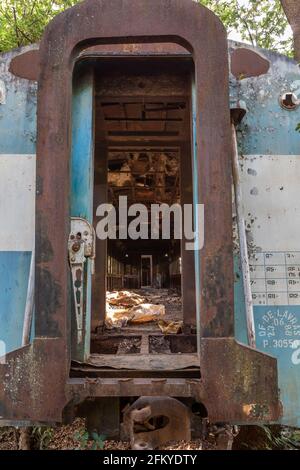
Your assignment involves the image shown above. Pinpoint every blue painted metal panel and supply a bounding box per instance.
[232,43,300,426]
[0,47,37,154]
[255,306,300,427]
[234,254,248,346]
[191,76,201,347]
[70,66,94,360]
[234,47,300,156]
[0,46,37,356]
[0,252,31,353]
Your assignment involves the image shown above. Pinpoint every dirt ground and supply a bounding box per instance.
[1,419,299,451]
[0,419,212,450]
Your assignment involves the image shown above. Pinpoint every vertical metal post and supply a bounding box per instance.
[22,249,35,346]
[231,123,256,348]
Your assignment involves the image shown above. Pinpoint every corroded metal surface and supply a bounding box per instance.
[9,50,40,81]
[0,339,67,422]
[34,0,233,342]
[200,338,281,423]
[123,396,191,449]
[0,0,281,426]
[34,0,231,419]
[230,47,270,79]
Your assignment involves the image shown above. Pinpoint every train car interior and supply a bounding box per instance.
[71,56,200,378]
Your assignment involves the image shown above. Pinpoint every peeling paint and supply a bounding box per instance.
[0,80,6,104]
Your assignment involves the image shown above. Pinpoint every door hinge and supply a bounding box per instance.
[68,217,96,343]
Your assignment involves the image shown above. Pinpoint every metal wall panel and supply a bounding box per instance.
[0,46,37,355]
[232,44,300,426]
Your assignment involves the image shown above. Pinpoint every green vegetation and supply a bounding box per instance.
[0,1,78,52]
[201,0,292,55]
[0,1,293,56]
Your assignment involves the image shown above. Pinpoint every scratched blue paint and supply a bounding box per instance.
[234,255,248,346]
[0,252,31,353]
[1,42,300,425]
[0,46,37,356]
[70,66,94,360]
[191,74,201,346]
[0,48,37,154]
[71,69,94,221]
[232,42,300,426]
[230,44,300,156]
[254,306,300,427]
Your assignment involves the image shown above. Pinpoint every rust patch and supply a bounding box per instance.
[231,48,270,79]
[0,339,67,422]
[243,403,270,419]
[200,338,281,424]
[80,43,190,57]
[35,267,62,337]
[0,0,280,427]
[36,211,54,264]
[9,50,40,81]
[123,396,191,449]
[202,253,234,337]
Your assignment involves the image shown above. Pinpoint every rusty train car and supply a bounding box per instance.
[0,0,300,447]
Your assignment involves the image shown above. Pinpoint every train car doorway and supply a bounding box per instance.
[70,56,198,376]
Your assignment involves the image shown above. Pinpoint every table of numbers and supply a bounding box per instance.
[249,252,300,306]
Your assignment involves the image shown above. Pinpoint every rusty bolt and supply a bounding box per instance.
[280,92,300,110]
[72,242,81,252]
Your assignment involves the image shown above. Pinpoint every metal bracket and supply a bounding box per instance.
[211,424,240,450]
[68,217,96,344]
[123,396,191,450]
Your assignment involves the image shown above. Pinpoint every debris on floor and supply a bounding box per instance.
[158,319,183,334]
[105,305,134,329]
[106,290,165,328]
[117,337,141,354]
[149,335,171,353]
[130,303,165,323]
[107,290,144,307]
[105,289,181,330]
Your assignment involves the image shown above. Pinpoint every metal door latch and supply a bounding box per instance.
[68,217,96,343]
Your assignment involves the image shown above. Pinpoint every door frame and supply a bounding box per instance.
[141,255,153,288]
[36,0,233,348]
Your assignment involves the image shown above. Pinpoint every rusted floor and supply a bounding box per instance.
[83,288,198,375]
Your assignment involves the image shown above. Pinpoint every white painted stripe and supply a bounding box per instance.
[240,155,300,252]
[0,154,35,251]
[240,155,300,306]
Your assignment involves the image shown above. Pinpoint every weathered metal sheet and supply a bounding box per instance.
[32,0,236,426]
[0,155,35,251]
[238,155,300,427]
[0,46,38,154]
[230,47,270,79]
[32,0,278,425]
[70,65,95,361]
[0,45,37,356]
[231,44,300,426]
[0,153,35,352]
[200,338,280,424]
[0,252,31,353]
[0,2,286,425]
[9,50,40,82]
